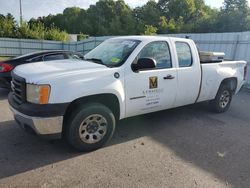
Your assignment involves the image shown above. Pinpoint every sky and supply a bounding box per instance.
[0,0,242,23]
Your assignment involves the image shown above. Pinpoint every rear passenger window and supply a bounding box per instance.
[29,56,43,62]
[43,54,65,61]
[137,41,172,69]
[176,42,192,67]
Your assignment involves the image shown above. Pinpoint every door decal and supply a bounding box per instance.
[149,76,158,89]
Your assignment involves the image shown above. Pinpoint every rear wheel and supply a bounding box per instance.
[209,84,232,113]
[65,103,115,151]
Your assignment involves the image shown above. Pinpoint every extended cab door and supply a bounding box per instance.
[171,39,201,107]
[125,41,178,118]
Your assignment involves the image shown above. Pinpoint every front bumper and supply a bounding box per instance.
[8,92,69,139]
[10,106,63,139]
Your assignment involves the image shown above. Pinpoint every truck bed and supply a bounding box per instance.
[198,60,246,102]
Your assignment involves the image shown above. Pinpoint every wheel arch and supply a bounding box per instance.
[64,93,120,120]
[62,93,120,135]
[219,77,238,94]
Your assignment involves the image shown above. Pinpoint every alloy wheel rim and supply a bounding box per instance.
[219,90,230,108]
[79,114,107,144]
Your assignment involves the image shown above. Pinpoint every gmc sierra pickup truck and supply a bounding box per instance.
[8,36,247,151]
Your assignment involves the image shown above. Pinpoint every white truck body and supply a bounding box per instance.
[13,36,246,118]
[9,36,247,151]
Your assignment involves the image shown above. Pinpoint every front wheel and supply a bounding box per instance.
[209,84,233,113]
[65,103,116,151]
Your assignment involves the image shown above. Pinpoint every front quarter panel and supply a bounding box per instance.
[46,68,126,119]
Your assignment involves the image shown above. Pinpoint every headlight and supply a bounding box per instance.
[26,84,51,104]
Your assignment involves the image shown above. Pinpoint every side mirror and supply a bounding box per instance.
[131,58,156,72]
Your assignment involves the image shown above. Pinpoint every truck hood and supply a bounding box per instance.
[13,59,109,83]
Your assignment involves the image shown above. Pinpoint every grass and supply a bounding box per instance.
[0,57,10,61]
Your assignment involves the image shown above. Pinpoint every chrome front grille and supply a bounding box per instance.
[11,73,26,105]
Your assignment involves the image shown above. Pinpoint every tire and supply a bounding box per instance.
[65,103,116,152]
[209,84,233,113]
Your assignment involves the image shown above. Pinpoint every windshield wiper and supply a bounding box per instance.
[84,58,111,68]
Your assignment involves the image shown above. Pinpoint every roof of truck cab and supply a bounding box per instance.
[110,35,193,43]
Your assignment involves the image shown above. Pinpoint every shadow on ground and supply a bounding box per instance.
[0,90,250,187]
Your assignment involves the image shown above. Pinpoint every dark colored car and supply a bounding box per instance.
[0,50,84,89]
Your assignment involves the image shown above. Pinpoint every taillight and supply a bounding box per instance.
[244,65,247,80]
[0,63,13,73]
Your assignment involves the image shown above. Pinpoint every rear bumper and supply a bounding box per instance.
[10,106,63,139]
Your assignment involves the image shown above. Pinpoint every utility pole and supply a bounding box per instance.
[19,0,23,26]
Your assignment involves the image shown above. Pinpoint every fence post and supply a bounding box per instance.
[19,38,22,55]
[232,34,240,60]
[82,42,85,54]
[41,39,43,51]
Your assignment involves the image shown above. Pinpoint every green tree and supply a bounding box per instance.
[3,0,250,38]
[192,7,219,33]
[44,26,69,41]
[217,0,249,32]
[158,16,185,33]
[144,25,158,35]
[158,0,196,22]
[27,0,220,35]
[133,0,161,35]
[86,0,117,36]
[157,0,213,32]
[78,32,89,41]
[108,0,135,35]
[140,0,161,26]
[0,13,18,37]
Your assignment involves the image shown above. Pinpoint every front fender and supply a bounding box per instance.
[47,70,126,119]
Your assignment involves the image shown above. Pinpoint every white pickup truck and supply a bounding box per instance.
[8,36,247,151]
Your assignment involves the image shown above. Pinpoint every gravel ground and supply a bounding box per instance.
[0,89,250,188]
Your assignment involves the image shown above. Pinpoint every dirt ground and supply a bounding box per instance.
[0,89,250,188]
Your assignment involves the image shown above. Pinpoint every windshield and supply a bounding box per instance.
[84,39,140,67]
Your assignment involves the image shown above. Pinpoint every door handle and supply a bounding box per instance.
[164,75,175,80]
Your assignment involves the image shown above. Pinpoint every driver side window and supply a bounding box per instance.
[137,41,172,69]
